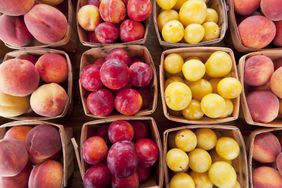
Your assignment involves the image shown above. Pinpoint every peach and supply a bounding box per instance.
[273,21,282,46]
[271,67,282,98]
[0,92,30,118]
[0,0,34,16]
[29,160,63,188]
[274,58,282,70]
[0,59,39,97]
[253,132,281,163]
[253,166,282,188]
[4,126,32,144]
[261,0,282,21]
[30,83,68,117]
[26,124,62,164]
[120,19,145,42]
[24,4,68,44]
[247,91,279,123]
[99,0,126,24]
[35,53,68,83]
[277,153,282,176]
[0,15,33,47]
[238,15,276,49]
[17,54,38,64]
[39,0,64,6]
[95,22,119,44]
[244,55,274,86]
[127,0,152,21]
[77,5,100,31]
[234,0,260,15]
[0,139,28,177]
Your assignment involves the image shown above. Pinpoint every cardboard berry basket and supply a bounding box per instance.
[153,0,228,48]
[79,45,158,119]
[2,48,73,121]
[160,47,240,124]
[76,0,150,47]
[238,49,282,127]
[71,116,164,188]
[163,125,248,188]
[3,0,77,52]
[0,120,74,187]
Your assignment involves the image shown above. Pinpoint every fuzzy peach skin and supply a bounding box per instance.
[4,126,32,144]
[24,4,68,44]
[0,139,28,177]
[0,0,34,16]
[253,166,282,188]
[273,21,282,47]
[234,0,260,15]
[99,0,126,24]
[0,15,33,47]
[35,53,68,83]
[261,0,282,21]
[271,67,282,98]
[28,160,63,188]
[30,83,68,117]
[0,59,39,97]
[238,15,276,49]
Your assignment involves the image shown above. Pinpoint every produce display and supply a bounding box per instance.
[166,128,242,188]
[234,0,282,49]
[77,0,151,44]
[243,54,282,123]
[0,124,64,188]
[81,120,159,188]
[163,50,242,121]
[156,0,220,44]
[0,0,68,47]
[80,47,155,117]
[0,52,70,118]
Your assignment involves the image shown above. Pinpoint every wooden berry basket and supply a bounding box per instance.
[76,0,150,47]
[153,0,228,48]
[71,116,164,188]
[79,45,158,119]
[160,47,240,124]
[4,0,77,52]
[238,49,282,127]
[0,120,74,187]
[2,48,73,121]
[163,125,249,188]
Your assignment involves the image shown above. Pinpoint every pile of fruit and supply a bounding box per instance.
[163,51,242,120]
[244,55,282,123]
[77,0,151,44]
[0,124,64,188]
[82,120,159,188]
[252,132,282,187]
[0,0,68,47]
[234,0,282,49]
[156,0,220,44]
[0,53,69,118]
[166,128,241,188]
[80,48,154,117]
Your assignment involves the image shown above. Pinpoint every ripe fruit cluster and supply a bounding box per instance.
[252,132,282,187]
[234,0,282,49]
[166,128,241,188]
[80,48,154,117]
[0,53,69,118]
[156,0,220,44]
[244,55,282,123]
[78,0,152,44]
[163,51,242,120]
[82,120,159,188]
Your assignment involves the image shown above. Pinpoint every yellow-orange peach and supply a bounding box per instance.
[0,0,34,16]
[253,166,282,188]
[271,67,282,98]
[4,126,32,144]
[234,0,260,15]
[261,0,282,21]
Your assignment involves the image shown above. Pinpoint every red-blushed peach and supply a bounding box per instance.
[244,55,274,86]
[115,89,143,115]
[127,0,152,21]
[234,0,260,15]
[0,0,34,16]
[0,139,28,177]
[274,21,282,47]
[24,4,68,44]
[25,124,62,164]
[253,132,281,163]
[35,53,68,83]
[30,83,68,117]
[28,160,63,188]
[80,64,103,92]
[274,58,282,70]
[77,5,100,31]
[17,54,38,64]
[247,91,279,123]
[129,62,153,87]
[120,19,145,42]
[271,67,282,98]
[238,15,276,49]
[0,59,39,97]
[0,15,33,47]
[4,126,32,144]
[253,166,282,188]
[95,22,119,44]
[112,172,139,188]
[99,0,126,24]
[277,153,282,176]
[83,163,112,188]
[261,0,282,21]
[106,48,131,66]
